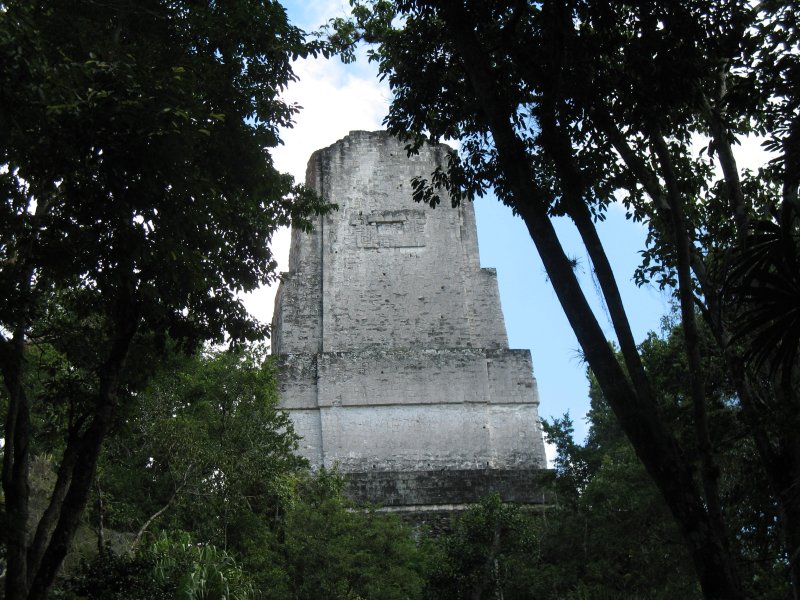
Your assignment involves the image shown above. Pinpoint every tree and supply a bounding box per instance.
[96,347,305,554]
[425,493,537,600]
[538,321,790,599]
[278,469,429,600]
[337,1,799,598]
[538,411,700,600]
[55,532,256,600]
[0,2,330,597]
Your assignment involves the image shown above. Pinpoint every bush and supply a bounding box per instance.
[54,532,254,600]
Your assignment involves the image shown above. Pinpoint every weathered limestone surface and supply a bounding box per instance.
[346,468,551,508]
[272,131,547,506]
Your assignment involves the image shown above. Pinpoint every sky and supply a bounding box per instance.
[243,1,762,450]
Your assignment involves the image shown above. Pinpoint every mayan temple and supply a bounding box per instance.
[271,131,548,510]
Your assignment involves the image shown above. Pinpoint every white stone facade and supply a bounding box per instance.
[272,131,546,500]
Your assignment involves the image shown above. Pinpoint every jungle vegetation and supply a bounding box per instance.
[2,1,798,598]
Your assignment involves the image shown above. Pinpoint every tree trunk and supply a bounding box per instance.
[432,2,745,597]
[596,81,800,597]
[538,95,652,405]
[27,430,80,584]
[25,301,138,600]
[700,92,748,244]
[2,328,32,600]
[0,289,140,600]
[774,441,800,598]
[649,130,733,578]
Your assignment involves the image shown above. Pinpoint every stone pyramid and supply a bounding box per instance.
[272,131,547,509]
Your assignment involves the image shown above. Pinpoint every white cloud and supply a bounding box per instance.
[288,0,351,31]
[272,55,390,183]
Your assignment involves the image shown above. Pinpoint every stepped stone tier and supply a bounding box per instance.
[272,131,548,509]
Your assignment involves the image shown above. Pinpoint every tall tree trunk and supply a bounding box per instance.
[538,100,653,406]
[25,298,139,600]
[650,129,736,588]
[2,200,50,600]
[2,327,32,600]
[27,429,80,584]
[534,1,652,402]
[432,2,744,597]
[701,92,748,245]
[773,438,800,597]
[1,287,140,600]
[595,79,800,597]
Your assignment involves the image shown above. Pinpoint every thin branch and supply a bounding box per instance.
[130,466,192,553]
[700,78,748,244]
[650,130,733,574]
[537,2,653,408]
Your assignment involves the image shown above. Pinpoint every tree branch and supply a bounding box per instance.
[782,111,800,211]
[130,466,191,553]
[432,2,744,597]
[649,129,735,582]
[26,293,140,600]
[700,64,748,244]
[588,103,670,212]
[537,1,653,408]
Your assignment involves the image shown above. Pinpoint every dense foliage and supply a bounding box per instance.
[334,2,800,597]
[5,1,799,598]
[96,348,304,552]
[42,324,790,599]
[542,321,789,600]
[13,348,430,599]
[0,1,330,597]
[18,327,792,599]
[94,350,431,599]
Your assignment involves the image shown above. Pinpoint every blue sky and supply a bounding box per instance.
[245,2,762,448]
[473,198,671,443]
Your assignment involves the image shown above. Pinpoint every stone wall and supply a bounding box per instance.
[271,131,508,355]
[272,131,548,507]
[276,348,544,471]
[345,468,551,508]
